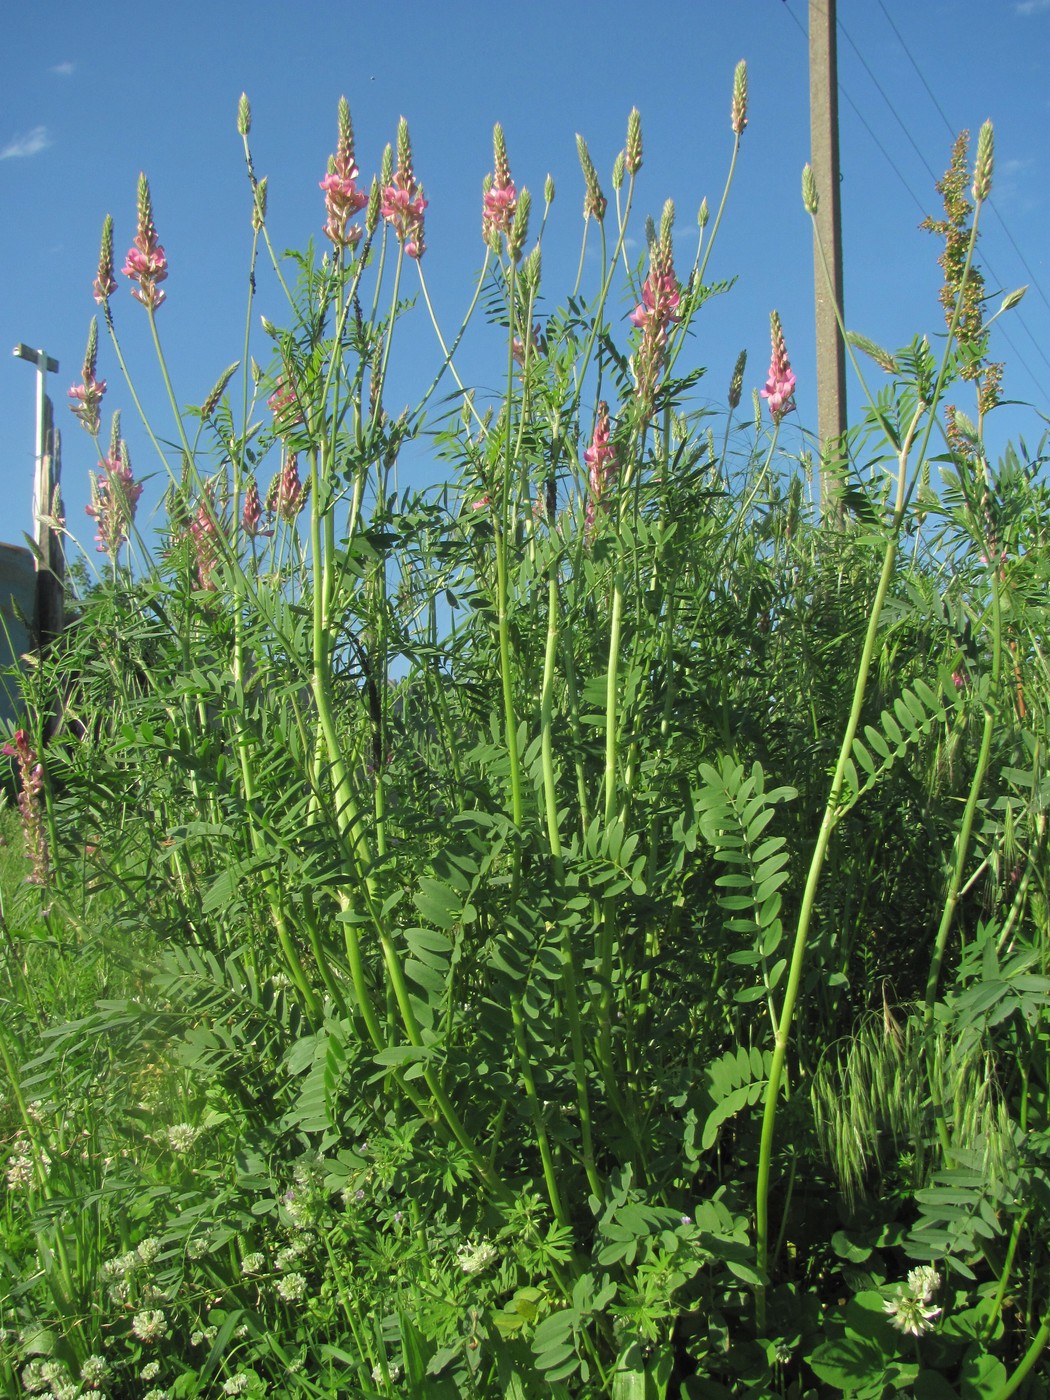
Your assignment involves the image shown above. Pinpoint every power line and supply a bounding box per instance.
[875,0,957,140]
[839,7,1050,385]
[874,0,1050,323]
[783,1,1050,392]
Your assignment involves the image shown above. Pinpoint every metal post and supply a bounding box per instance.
[12,344,64,643]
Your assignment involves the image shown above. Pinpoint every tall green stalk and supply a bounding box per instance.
[754,398,926,1320]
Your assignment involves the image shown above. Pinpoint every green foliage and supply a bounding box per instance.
[1,96,1048,1399]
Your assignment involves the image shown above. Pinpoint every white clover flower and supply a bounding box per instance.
[54,1383,81,1400]
[275,1271,308,1303]
[142,1389,168,1400]
[906,1265,942,1303]
[137,1236,162,1266]
[286,1197,314,1229]
[456,1238,499,1275]
[274,1243,305,1271]
[141,1359,162,1380]
[241,1251,266,1275]
[187,1233,211,1260]
[100,1249,139,1281]
[372,1361,403,1383]
[6,1147,35,1189]
[223,1375,251,1395]
[293,1156,324,1188]
[131,1308,169,1343]
[883,1288,941,1337]
[80,1353,110,1387]
[165,1123,199,1153]
[21,1359,48,1393]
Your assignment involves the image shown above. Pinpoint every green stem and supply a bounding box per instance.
[923,567,1002,1162]
[540,569,601,1200]
[511,994,569,1226]
[989,1313,1050,1400]
[416,257,490,432]
[754,399,925,1326]
[495,260,523,842]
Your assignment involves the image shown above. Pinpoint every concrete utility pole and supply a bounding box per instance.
[808,0,847,514]
[13,344,64,642]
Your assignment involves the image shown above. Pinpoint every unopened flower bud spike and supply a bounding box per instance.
[695,62,747,291]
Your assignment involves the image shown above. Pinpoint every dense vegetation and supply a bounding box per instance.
[1,86,1048,1399]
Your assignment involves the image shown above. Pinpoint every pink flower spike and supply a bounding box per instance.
[321,98,369,250]
[631,235,680,412]
[241,477,273,539]
[94,214,118,304]
[760,310,796,424]
[86,438,142,560]
[122,174,168,310]
[584,401,618,538]
[381,117,427,259]
[268,373,303,435]
[2,727,49,883]
[69,318,106,435]
[482,123,516,249]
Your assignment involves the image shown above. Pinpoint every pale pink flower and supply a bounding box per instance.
[241,477,272,539]
[274,453,306,522]
[321,98,369,250]
[382,118,427,259]
[2,729,49,885]
[268,373,302,434]
[86,446,143,559]
[760,311,796,423]
[482,123,516,249]
[122,174,168,310]
[68,318,106,435]
[188,491,221,591]
[629,269,681,330]
[631,238,680,411]
[584,400,618,537]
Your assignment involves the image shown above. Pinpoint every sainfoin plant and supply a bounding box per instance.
[0,69,1047,1399]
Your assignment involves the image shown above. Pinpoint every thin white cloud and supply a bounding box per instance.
[49,61,75,76]
[1015,0,1050,14]
[0,126,50,160]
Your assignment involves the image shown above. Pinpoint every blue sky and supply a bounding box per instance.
[2,0,1048,572]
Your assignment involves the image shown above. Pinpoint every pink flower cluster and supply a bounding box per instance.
[482,124,516,250]
[188,491,221,591]
[382,118,427,259]
[241,477,273,539]
[274,453,306,522]
[122,174,168,310]
[321,98,369,250]
[760,311,796,424]
[261,454,308,526]
[86,448,143,559]
[631,239,681,411]
[268,373,303,435]
[68,377,106,436]
[69,319,106,436]
[2,729,49,885]
[584,400,618,537]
